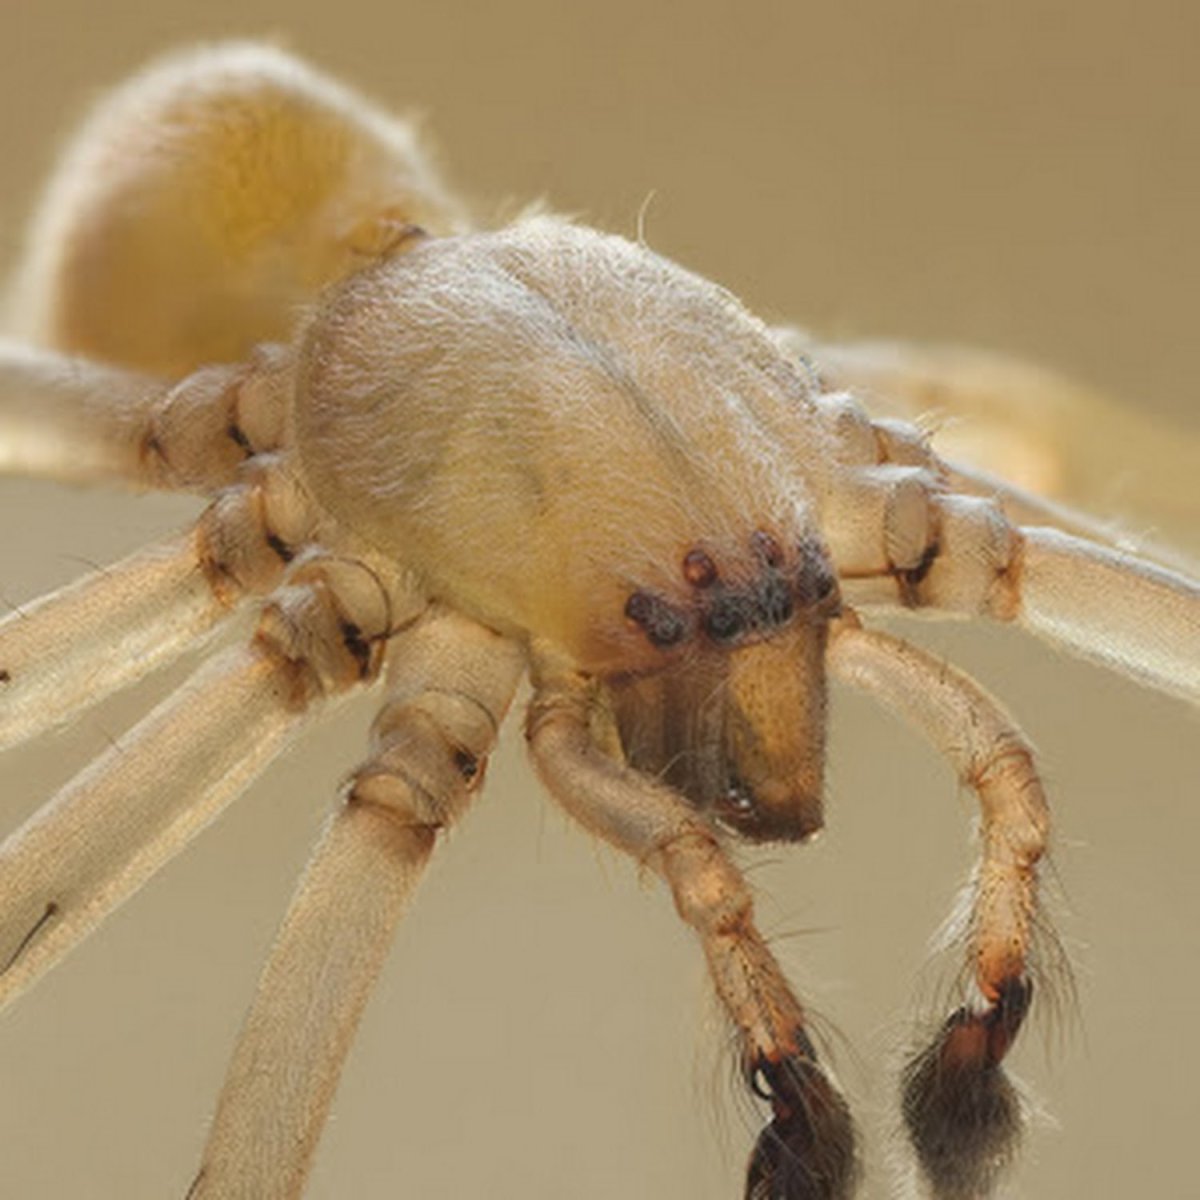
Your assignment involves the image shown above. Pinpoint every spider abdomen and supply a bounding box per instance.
[14,42,465,377]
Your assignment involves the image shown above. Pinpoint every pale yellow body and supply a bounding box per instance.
[0,43,1195,1200]
[12,43,465,376]
[294,220,835,671]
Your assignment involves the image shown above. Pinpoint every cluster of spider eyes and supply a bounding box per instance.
[624,531,840,648]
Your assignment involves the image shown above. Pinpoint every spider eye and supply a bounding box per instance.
[682,548,718,588]
[795,536,839,610]
[704,592,750,642]
[751,530,784,568]
[759,574,795,626]
[624,590,688,647]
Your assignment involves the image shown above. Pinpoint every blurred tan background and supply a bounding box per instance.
[0,3,1195,1198]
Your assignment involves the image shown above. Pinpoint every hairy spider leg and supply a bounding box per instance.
[192,612,524,1199]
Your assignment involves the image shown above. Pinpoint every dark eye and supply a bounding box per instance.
[751,530,784,567]
[759,575,795,626]
[704,592,749,641]
[624,590,688,647]
[795,536,838,608]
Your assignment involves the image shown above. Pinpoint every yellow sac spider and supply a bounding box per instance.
[0,42,1195,1200]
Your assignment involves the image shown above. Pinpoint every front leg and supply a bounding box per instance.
[526,648,857,1200]
[821,453,1200,703]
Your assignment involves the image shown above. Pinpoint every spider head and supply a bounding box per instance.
[607,533,839,844]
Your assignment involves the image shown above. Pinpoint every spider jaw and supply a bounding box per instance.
[713,773,825,845]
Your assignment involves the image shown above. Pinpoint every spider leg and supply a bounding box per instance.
[0,340,162,485]
[0,339,292,491]
[191,611,523,1200]
[826,462,1199,703]
[787,331,1200,547]
[1010,525,1198,700]
[804,366,1193,570]
[0,547,421,1011]
[937,457,1197,575]
[526,646,858,1200]
[0,533,230,750]
[827,615,1048,1199]
[0,449,315,750]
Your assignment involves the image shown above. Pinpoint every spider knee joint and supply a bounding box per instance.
[657,833,752,935]
[255,553,416,699]
[884,471,940,592]
[197,459,316,600]
[873,415,938,469]
[972,743,1050,857]
[349,694,498,829]
[142,347,292,490]
[912,495,1024,617]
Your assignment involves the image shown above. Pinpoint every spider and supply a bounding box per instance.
[0,42,1195,1200]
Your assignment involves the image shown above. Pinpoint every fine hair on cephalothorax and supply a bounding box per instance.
[0,40,1196,1200]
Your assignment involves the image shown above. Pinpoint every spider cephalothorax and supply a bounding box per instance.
[0,42,1195,1200]
[292,219,830,674]
[291,220,848,850]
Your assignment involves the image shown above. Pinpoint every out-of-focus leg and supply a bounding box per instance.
[782,331,1200,547]
[0,340,292,490]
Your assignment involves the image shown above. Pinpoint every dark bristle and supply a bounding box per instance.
[759,574,795,626]
[339,619,372,675]
[901,994,1030,1200]
[265,531,294,563]
[745,1049,859,1200]
[895,540,941,606]
[225,421,254,455]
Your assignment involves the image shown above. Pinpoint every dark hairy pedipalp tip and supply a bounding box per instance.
[744,1048,859,1200]
[900,980,1032,1199]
